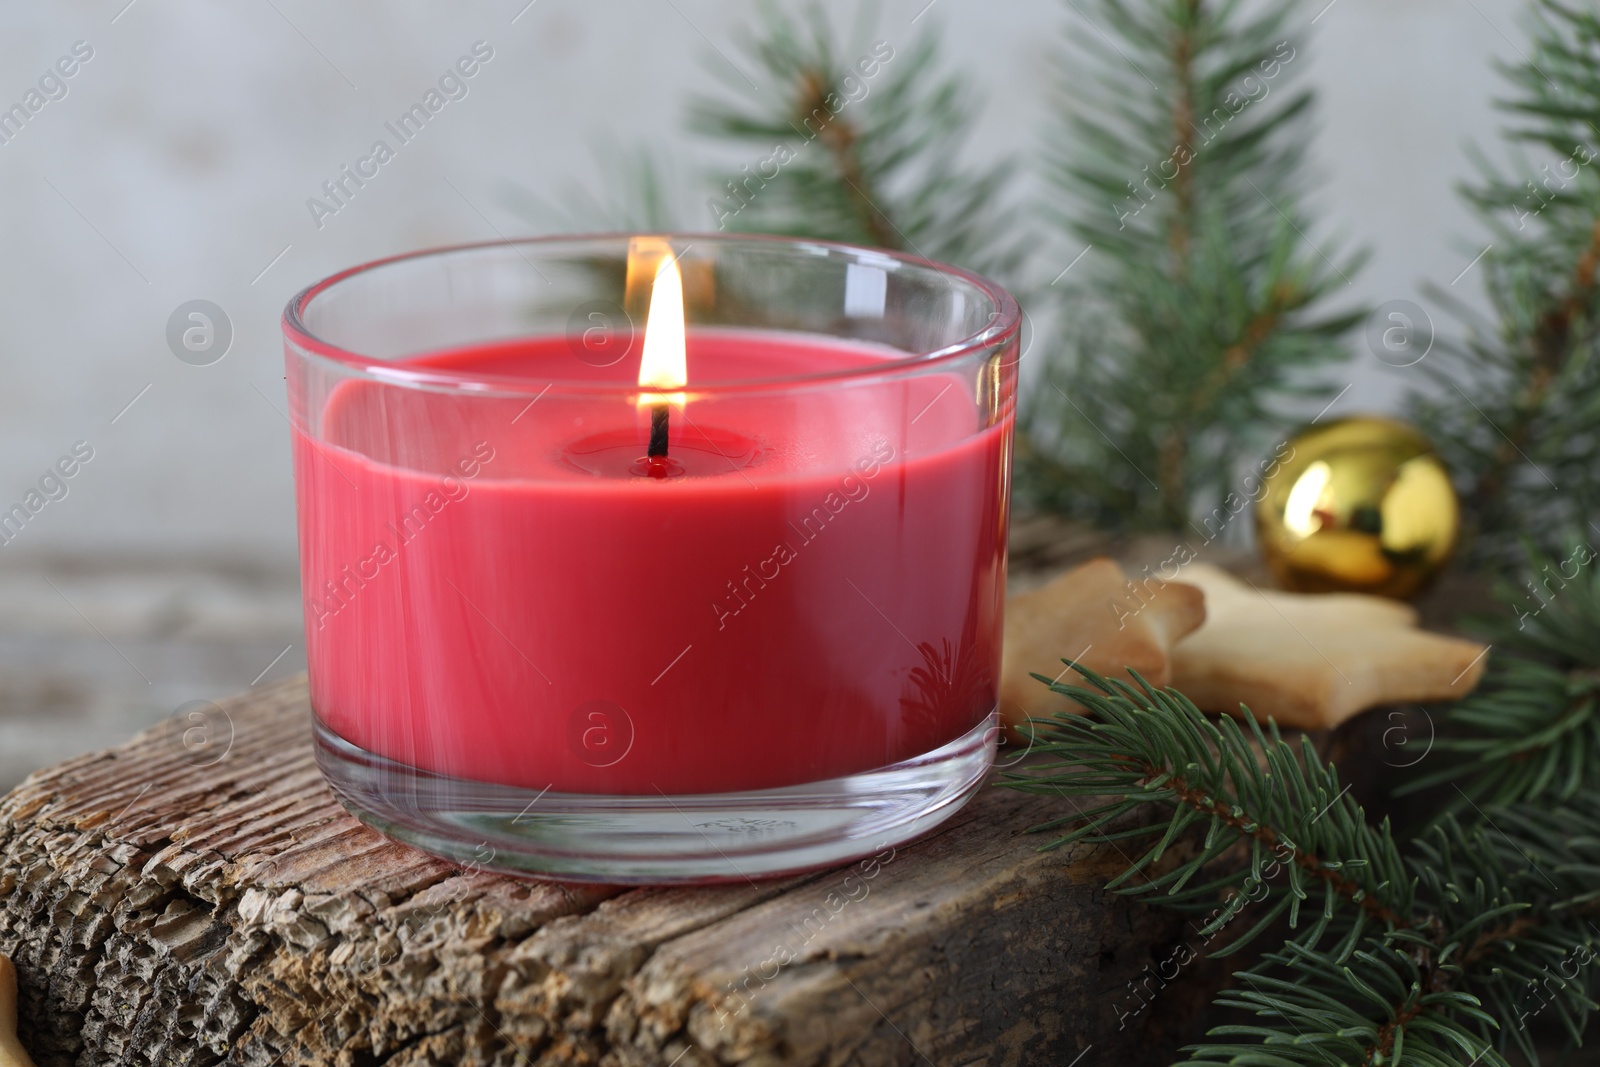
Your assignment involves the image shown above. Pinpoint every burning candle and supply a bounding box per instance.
[638,248,686,475]
[285,235,1019,882]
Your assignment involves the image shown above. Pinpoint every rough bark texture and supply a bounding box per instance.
[0,676,1212,1067]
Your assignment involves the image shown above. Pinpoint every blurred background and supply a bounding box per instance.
[0,0,1522,787]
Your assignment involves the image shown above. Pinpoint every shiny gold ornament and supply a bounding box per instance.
[1255,416,1459,600]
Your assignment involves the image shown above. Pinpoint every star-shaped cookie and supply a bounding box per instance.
[1001,557,1207,737]
[1170,564,1489,730]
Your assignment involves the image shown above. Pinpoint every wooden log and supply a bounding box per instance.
[0,677,1218,1066]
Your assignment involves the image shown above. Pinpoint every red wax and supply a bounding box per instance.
[293,330,1011,794]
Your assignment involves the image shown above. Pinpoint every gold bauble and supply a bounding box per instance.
[1255,416,1459,600]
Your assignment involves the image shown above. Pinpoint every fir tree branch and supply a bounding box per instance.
[1157,288,1296,526]
[1006,668,1412,953]
[688,1,1026,281]
[1168,0,1200,265]
[1466,215,1600,528]
[1022,0,1365,533]
[1183,936,1508,1067]
[1407,809,1600,1062]
[1119,744,1405,930]
[1401,544,1600,810]
[518,3,1024,285]
[1009,665,1600,1065]
[791,67,899,249]
[1412,0,1600,563]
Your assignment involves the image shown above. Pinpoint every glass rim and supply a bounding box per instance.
[282,232,1021,396]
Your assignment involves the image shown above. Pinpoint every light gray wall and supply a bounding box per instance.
[0,0,1521,568]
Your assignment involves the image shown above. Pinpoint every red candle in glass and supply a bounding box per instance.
[285,236,1018,881]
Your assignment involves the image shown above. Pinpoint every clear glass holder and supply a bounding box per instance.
[284,234,1018,883]
[314,710,997,883]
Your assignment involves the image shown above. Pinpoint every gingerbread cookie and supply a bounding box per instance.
[1170,564,1488,730]
[1001,557,1206,737]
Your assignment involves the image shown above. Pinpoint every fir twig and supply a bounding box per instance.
[1184,937,1506,1067]
[689,1,1026,281]
[1008,666,1600,1065]
[1006,667,1411,956]
[1021,0,1365,532]
[1401,545,1600,810]
[1412,0,1600,563]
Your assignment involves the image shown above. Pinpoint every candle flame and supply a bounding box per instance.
[638,252,687,405]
